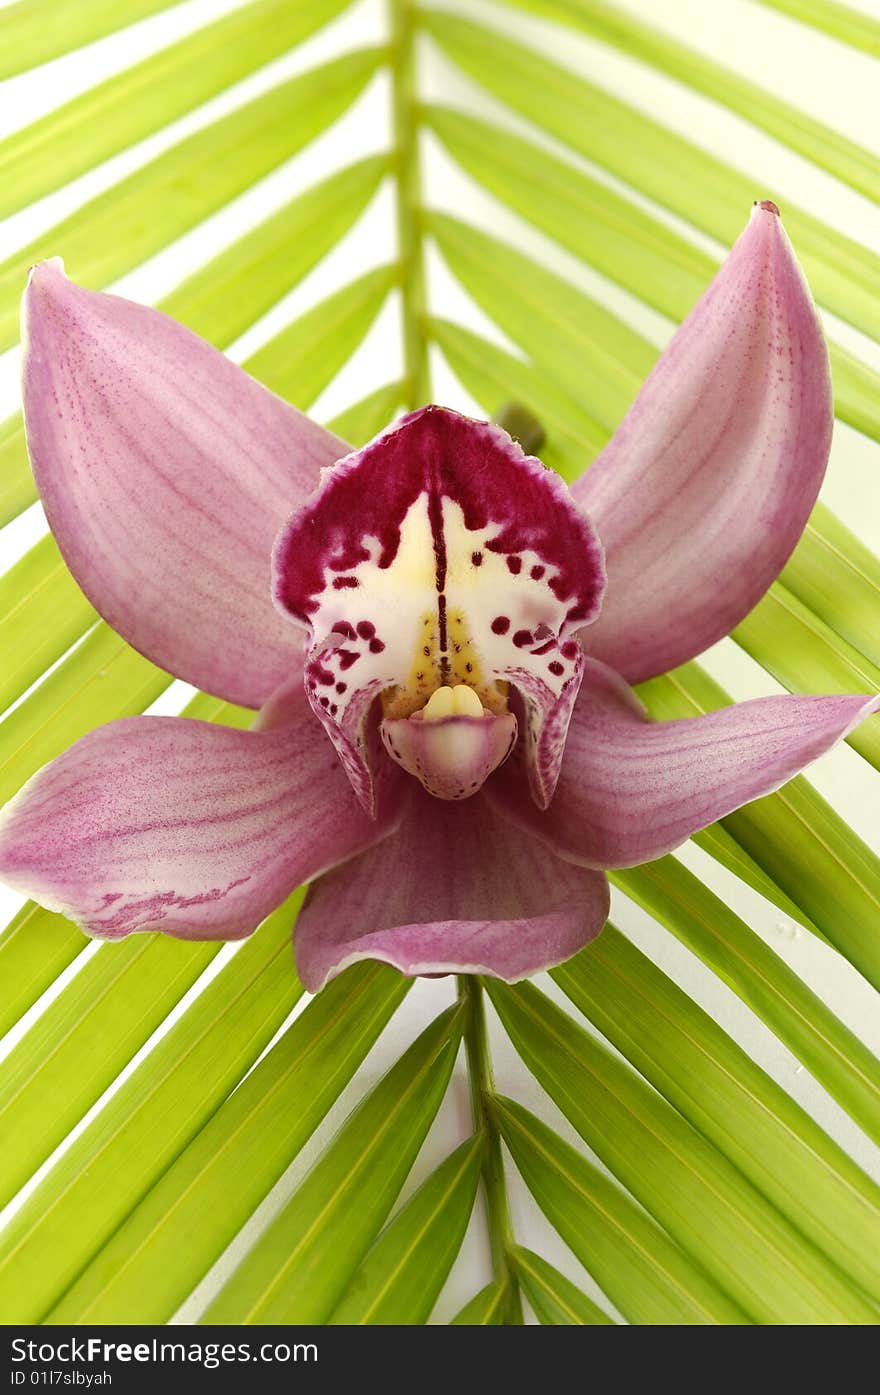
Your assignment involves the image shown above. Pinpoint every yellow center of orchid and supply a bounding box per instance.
[419,684,485,720]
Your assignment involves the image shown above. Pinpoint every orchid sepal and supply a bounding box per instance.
[573,201,833,684]
[21,259,346,708]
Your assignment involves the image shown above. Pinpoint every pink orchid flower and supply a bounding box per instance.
[1,202,877,992]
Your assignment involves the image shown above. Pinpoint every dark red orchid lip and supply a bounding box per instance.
[3,205,876,993]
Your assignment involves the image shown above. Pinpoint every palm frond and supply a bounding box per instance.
[0,0,877,1326]
[201,1004,464,1324]
[488,977,878,1319]
[327,1134,484,1324]
[755,0,879,55]
[0,0,179,78]
[50,962,410,1324]
[489,0,879,197]
[493,1095,746,1324]
[509,1246,614,1325]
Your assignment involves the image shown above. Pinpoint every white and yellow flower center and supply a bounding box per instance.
[274,407,605,812]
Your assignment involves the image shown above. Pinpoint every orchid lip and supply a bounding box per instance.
[380,701,518,801]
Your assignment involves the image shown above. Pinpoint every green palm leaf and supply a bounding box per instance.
[492,1096,747,1324]
[450,1280,511,1324]
[0,903,87,1036]
[50,962,410,1324]
[552,929,880,1272]
[612,858,880,1141]
[0,0,178,78]
[487,978,877,1319]
[478,1,879,200]
[201,1005,464,1324]
[509,1247,614,1325]
[0,0,356,217]
[756,0,880,54]
[0,0,877,1328]
[0,905,302,1322]
[424,102,880,440]
[328,1134,484,1324]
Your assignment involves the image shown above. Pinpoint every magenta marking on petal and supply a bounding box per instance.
[565,602,593,624]
[437,595,449,673]
[274,408,604,630]
[506,555,522,575]
[492,616,510,635]
[504,644,587,809]
[91,877,254,935]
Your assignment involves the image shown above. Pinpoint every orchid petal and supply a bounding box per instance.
[0,688,400,940]
[572,203,832,683]
[22,260,347,707]
[294,787,609,991]
[274,406,604,812]
[487,658,879,869]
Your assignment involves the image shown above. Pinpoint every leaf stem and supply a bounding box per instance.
[458,975,523,1323]
[388,0,430,407]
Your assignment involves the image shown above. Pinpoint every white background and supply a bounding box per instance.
[0,0,878,1322]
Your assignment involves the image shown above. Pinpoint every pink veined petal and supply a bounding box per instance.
[0,688,402,940]
[486,658,880,869]
[273,405,605,813]
[572,202,832,684]
[22,260,348,707]
[294,785,610,991]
